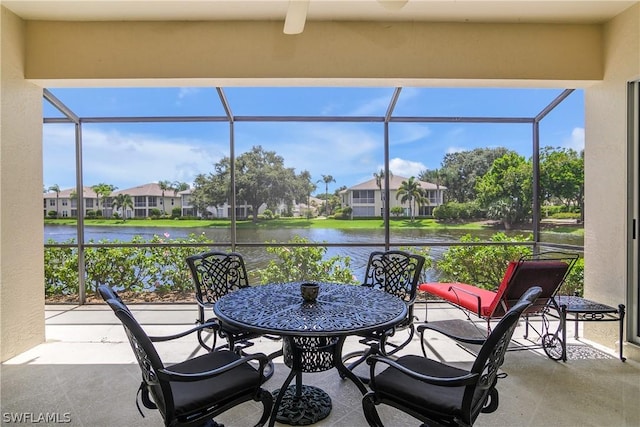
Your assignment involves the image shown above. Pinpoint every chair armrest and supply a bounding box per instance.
[149,321,219,342]
[366,354,479,387]
[406,295,417,306]
[417,323,486,346]
[195,296,214,310]
[157,352,270,382]
[448,285,483,317]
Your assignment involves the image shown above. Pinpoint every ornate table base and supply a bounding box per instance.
[272,385,332,425]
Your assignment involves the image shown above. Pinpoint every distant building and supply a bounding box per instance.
[110,183,181,218]
[43,186,99,218]
[340,175,446,218]
[44,183,336,219]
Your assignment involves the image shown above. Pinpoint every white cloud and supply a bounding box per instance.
[177,87,200,99]
[43,125,224,190]
[240,123,379,174]
[564,127,585,151]
[388,158,427,178]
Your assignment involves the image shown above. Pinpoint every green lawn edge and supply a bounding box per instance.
[44,217,584,235]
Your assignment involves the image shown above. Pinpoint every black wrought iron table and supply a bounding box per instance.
[551,295,625,362]
[214,281,407,426]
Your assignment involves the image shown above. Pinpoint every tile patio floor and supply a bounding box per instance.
[2,301,639,426]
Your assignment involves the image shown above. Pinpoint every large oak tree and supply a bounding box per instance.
[192,145,310,222]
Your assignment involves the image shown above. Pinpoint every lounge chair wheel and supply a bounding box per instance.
[481,388,499,413]
[542,333,563,360]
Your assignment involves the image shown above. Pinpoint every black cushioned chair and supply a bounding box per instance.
[98,285,273,427]
[186,251,256,353]
[186,251,281,379]
[362,286,542,427]
[342,250,426,376]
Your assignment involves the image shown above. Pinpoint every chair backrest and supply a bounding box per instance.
[98,284,127,309]
[463,286,542,425]
[489,252,578,317]
[98,285,174,422]
[362,250,426,302]
[186,251,250,305]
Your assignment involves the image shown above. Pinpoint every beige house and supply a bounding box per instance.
[341,176,445,218]
[111,182,183,218]
[1,2,639,364]
[43,186,98,218]
[43,183,186,218]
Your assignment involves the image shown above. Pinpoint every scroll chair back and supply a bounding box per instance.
[341,250,425,378]
[98,285,272,427]
[363,286,542,427]
[186,251,253,352]
[362,249,426,332]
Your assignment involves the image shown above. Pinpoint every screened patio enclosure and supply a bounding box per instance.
[43,85,584,303]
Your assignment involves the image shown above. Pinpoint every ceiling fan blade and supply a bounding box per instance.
[378,0,408,11]
[284,0,310,35]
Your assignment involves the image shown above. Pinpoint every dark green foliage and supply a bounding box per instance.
[559,257,584,296]
[257,236,357,284]
[390,206,404,217]
[435,233,533,290]
[433,202,484,221]
[434,232,584,295]
[44,233,213,297]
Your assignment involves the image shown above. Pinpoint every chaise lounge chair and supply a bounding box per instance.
[419,251,578,360]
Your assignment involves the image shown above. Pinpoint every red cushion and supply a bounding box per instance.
[419,261,519,317]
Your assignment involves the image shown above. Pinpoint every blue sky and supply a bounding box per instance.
[43,87,584,195]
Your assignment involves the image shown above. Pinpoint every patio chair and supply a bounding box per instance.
[419,251,578,360]
[186,251,282,377]
[98,284,273,427]
[362,286,542,427]
[341,250,426,377]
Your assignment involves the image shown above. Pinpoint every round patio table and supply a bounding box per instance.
[214,281,407,426]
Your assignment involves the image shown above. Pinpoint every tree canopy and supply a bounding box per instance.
[539,146,584,211]
[420,147,511,203]
[475,152,532,228]
[192,145,311,221]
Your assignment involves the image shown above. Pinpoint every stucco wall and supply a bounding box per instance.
[24,20,603,85]
[0,7,45,361]
[584,3,640,358]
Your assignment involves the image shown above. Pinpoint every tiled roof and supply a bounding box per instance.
[347,175,446,191]
[43,186,97,199]
[113,182,170,197]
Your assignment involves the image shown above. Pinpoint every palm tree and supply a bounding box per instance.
[396,176,426,221]
[91,183,117,216]
[112,193,134,220]
[47,184,61,217]
[317,174,335,216]
[373,169,393,219]
[158,180,173,214]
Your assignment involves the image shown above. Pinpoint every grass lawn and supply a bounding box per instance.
[45,217,498,231]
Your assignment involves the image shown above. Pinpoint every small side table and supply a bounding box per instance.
[553,295,625,362]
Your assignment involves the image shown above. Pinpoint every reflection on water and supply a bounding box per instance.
[44,224,583,282]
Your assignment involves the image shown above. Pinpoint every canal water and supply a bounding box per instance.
[45,224,583,281]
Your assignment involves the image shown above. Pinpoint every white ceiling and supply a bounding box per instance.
[3,0,637,24]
